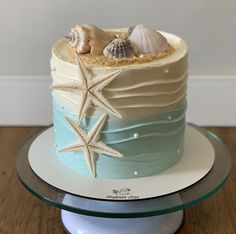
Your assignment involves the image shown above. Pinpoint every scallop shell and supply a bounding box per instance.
[128,24,168,55]
[65,24,115,56]
[103,38,136,59]
[128,26,135,34]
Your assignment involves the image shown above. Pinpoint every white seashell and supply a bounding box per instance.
[66,24,115,56]
[66,25,90,54]
[128,24,168,55]
[103,38,136,59]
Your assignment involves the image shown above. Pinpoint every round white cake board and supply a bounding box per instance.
[28,125,215,200]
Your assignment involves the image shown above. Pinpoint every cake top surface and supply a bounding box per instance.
[52,24,188,68]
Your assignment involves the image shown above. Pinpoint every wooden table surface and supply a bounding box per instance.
[0,126,235,234]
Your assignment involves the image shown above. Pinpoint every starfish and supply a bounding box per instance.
[60,114,123,177]
[53,50,122,123]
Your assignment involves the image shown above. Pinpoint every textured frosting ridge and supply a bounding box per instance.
[51,29,188,178]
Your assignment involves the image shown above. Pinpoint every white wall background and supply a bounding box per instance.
[0,0,236,125]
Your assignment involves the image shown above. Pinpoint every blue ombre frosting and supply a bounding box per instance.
[53,97,186,179]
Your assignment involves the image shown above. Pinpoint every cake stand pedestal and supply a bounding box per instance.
[61,194,183,234]
[16,124,231,234]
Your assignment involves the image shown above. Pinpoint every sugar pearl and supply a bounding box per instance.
[134,171,138,175]
[164,68,169,74]
[168,116,172,120]
[134,133,139,138]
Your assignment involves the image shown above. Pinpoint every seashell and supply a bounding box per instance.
[103,38,136,59]
[128,24,168,55]
[128,26,135,34]
[66,25,90,54]
[66,24,115,56]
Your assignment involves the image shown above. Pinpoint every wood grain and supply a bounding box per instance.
[0,127,235,234]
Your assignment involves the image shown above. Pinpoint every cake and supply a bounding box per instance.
[51,24,188,179]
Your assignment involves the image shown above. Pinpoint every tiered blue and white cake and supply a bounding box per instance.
[51,24,188,179]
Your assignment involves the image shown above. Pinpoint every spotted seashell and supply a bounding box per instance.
[128,24,168,55]
[65,25,90,54]
[66,24,115,56]
[103,38,136,59]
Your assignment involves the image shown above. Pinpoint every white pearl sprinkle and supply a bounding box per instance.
[177,149,181,154]
[139,54,144,58]
[164,68,169,74]
[134,171,138,175]
[134,133,139,138]
[168,116,172,120]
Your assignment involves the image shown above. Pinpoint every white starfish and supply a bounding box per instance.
[60,114,123,177]
[53,50,122,123]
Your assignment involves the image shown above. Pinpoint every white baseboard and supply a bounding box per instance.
[0,74,235,126]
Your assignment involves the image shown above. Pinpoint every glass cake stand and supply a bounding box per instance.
[16,124,231,234]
